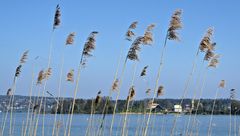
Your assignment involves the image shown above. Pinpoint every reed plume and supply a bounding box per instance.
[95,91,102,107]
[66,69,74,82]
[66,32,76,45]
[143,24,155,45]
[37,70,45,84]
[204,50,215,61]
[127,86,136,102]
[81,31,99,65]
[157,85,164,97]
[15,65,22,78]
[126,21,138,41]
[140,66,148,77]
[208,54,220,68]
[6,88,12,96]
[127,36,144,61]
[146,88,151,96]
[53,4,61,29]
[44,68,52,79]
[219,80,225,88]
[199,28,215,52]
[167,9,182,41]
[20,50,29,64]
[111,79,119,91]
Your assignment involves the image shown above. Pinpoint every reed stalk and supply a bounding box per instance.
[170,49,200,135]
[208,80,225,136]
[85,99,94,136]
[109,21,139,135]
[34,29,55,136]
[96,48,123,136]
[189,68,208,135]
[144,9,182,136]
[67,31,98,136]
[23,57,38,136]
[121,62,137,136]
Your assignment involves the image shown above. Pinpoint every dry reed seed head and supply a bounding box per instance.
[82,31,98,65]
[140,65,148,77]
[219,80,225,88]
[126,30,135,41]
[7,88,12,96]
[143,32,154,45]
[145,88,151,96]
[127,86,136,101]
[127,36,144,61]
[126,21,138,41]
[147,24,155,31]
[95,91,102,106]
[37,70,45,84]
[167,9,182,41]
[45,68,52,79]
[199,28,214,52]
[208,54,220,68]
[129,21,138,29]
[53,4,61,29]
[157,85,164,97]
[33,104,39,112]
[66,69,74,82]
[204,50,215,61]
[143,24,155,45]
[111,79,119,91]
[20,50,29,64]
[66,32,76,45]
[15,65,22,77]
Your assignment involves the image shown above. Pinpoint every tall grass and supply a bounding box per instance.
[109,21,138,135]
[171,27,216,135]
[207,80,225,136]
[52,32,76,136]
[190,54,220,135]
[1,50,28,136]
[67,31,98,136]
[23,57,39,136]
[144,9,183,136]
[122,24,155,135]
[95,23,135,134]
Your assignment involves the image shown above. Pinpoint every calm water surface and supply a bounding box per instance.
[0,113,238,136]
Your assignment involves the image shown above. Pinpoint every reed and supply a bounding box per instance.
[109,21,139,135]
[207,80,225,136]
[1,50,28,136]
[122,24,155,135]
[190,54,220,135]
[67,31,98,136]
[171,28,215,135]
[229,89,236,136]
[23,57,38,136]
[184,28,215,135]
[144,9,182,136]
[52,32,76,136]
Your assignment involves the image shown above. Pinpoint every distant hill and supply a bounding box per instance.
[0,95,240,115]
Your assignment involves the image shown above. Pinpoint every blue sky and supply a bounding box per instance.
[0,0,239,99]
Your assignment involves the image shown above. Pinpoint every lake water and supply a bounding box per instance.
[0,113,238,136]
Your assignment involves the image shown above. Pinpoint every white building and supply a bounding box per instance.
[174,105,182,113]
